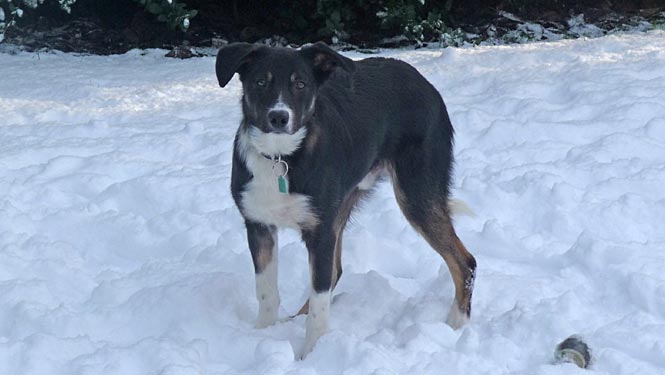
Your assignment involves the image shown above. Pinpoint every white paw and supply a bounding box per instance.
[299,325,325,359]
[446,302,469,329]
[254,255,280,329]
[255,307,279,329]
[298,291,331,359]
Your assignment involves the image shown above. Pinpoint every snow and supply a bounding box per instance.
[1,31,665,374]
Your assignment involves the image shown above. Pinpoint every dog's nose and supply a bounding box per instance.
[268,110,290,130]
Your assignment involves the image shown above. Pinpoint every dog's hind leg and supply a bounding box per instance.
[246,222,280,328]
[295,188,366,316]
[442,225,476,328]
[389,150,476,329]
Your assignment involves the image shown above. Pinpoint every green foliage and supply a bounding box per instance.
[133,0,197,32]
[2,0,662,48]
[314,0,459,45]
[0,0,99,43]
[1,0,37,42]
[315,0,356,41]
[0,0,198,44]
[377,0,421,32]
[403,11,445,43]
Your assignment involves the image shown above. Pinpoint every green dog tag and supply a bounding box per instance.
[272,157,289,194]
[278,175,289,194]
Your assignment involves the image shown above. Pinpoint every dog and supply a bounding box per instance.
[215,42,476,358]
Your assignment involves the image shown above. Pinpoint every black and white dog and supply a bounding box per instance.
[216,42,476,358]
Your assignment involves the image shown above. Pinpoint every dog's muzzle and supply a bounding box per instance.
[268,110,290,132]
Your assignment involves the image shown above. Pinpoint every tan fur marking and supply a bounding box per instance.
[255,234,274,273]
[332,188,365,286]
[296,300,309,316]
[304,125,320,154]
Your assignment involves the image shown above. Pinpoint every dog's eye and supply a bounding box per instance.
[295,81,306,90]
[256,79,266,87]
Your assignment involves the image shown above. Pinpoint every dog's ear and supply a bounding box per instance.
[216,43,260,87]
[300,42,355,83]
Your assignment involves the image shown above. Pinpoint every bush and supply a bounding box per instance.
[0,0,196,43]
[1,1,58,42]
[2,0,662,51]
[314,0,459,45]
[136,0,197,31]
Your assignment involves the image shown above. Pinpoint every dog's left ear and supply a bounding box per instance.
[216,43,260,87]
[300,42,355,83]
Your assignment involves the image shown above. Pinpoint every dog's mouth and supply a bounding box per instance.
[262,127,291,135]
[255,119,301,136]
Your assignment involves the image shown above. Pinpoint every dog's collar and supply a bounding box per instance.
[261,153,294,164]
[261,153,277,161]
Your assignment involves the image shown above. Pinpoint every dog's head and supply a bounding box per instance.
[216,42,355,156]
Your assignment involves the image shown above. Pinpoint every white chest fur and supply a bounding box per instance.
[237,128,318,229]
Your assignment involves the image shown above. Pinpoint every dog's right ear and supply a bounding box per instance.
[216,43,258,88]
[300,42,355,84]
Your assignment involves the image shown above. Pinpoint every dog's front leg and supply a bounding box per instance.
[299,225,336,358]
[246,221,280,328]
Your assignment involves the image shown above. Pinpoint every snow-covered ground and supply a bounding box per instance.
[1,31,665,375]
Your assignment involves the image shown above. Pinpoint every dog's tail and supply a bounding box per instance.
[448,198,476,218]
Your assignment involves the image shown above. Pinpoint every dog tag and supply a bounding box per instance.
[272,157,289,194]
[278,175,289,194]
